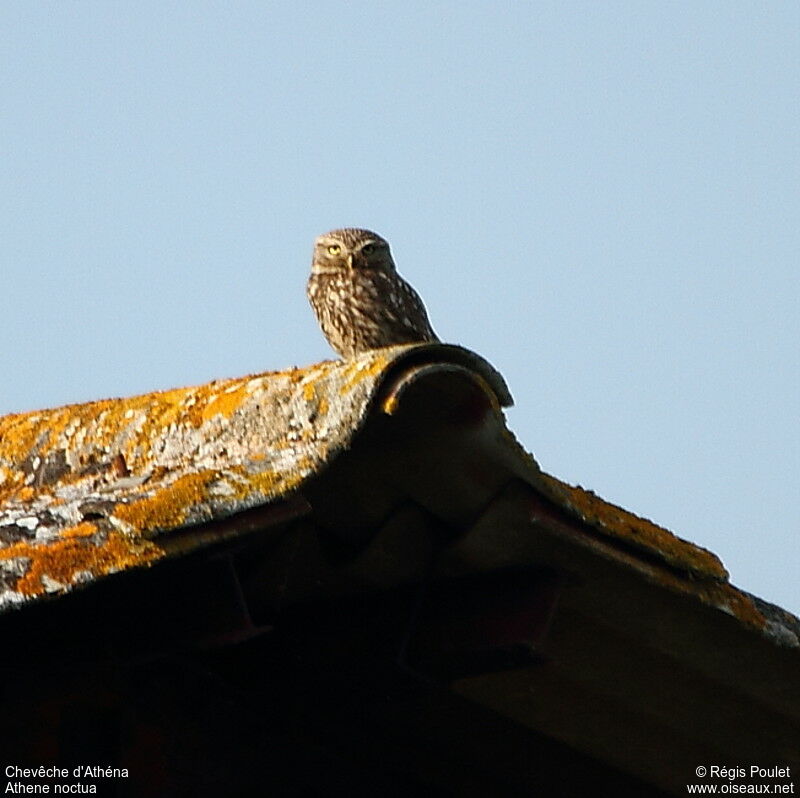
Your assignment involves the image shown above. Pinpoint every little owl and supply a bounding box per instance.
[307,228,438,358]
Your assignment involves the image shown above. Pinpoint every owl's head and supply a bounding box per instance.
[311,228,395,273]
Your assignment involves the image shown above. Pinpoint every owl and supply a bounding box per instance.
[307,228,439,358]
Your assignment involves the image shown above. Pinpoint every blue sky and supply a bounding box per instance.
[2,2,798,613]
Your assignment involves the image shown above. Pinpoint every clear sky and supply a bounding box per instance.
[2,2,798,613]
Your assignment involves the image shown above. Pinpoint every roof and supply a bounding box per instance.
[0,345,504,607]
[3,343,798,795]
[0,343,792,645]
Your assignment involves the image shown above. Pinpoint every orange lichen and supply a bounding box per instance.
[287,367,306,384]
[697,580,767,631]
[0,473,27,505]
[338,354,392,395]
[537,472,728,581]
[61,522,99,539]
[0,530,162,597]
[227,462,309,501]
[242,470,291,498]
[381,395,399,415]
[199,384,251,422]
[114,471,219,534]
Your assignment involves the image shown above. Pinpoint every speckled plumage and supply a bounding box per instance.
[307,228,438,358]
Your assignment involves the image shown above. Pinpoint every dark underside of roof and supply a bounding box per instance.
[2,345,799,797]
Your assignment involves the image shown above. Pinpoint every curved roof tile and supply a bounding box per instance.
[0,345,507,608]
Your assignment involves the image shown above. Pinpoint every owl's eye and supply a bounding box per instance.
[327,244,341,255]
[362,244,375,255]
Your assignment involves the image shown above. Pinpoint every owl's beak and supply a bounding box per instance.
[346,253,354,269]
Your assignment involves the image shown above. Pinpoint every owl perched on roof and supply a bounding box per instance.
[307,228,439,358]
